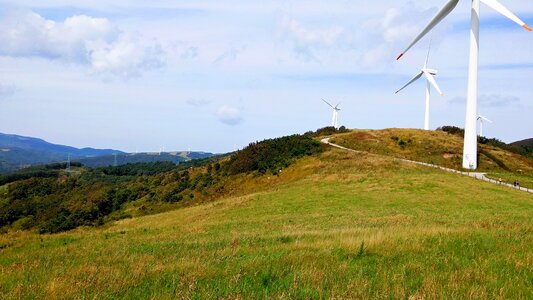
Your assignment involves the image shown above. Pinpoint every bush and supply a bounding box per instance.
[39,209,77,234]
[226,134,323,175]
[306,126,350,137]
[437,126,465,137]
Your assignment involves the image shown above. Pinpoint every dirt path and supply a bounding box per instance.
[321,138,533,194]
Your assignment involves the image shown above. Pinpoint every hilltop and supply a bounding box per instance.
[330,128,533,187]
[0,128,532,298]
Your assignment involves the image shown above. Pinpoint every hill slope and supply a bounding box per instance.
[512,137,533,148]
[330,128,533,188]
[1,129,532,298]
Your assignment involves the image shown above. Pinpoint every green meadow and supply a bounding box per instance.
[1,144,532,299]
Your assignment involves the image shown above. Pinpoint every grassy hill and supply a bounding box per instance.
[330,128,533,188]
[0,129,532,298]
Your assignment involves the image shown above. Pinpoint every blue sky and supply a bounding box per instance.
[0,0,531,153]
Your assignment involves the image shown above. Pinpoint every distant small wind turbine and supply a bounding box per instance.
[477,114,492,137]
[322,99,341,129]
[395,42,444,131]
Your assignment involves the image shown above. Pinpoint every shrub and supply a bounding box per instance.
[226,134,323,175]
[306,126,350,137]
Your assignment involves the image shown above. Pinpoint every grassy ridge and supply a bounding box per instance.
[330,128,533,189]
[1,148,532,298]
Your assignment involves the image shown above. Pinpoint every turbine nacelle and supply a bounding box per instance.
[477,115,492,123]
[477,114,493,136]
[423,68,438,76]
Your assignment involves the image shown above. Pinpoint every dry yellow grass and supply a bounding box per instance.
[1,137,532,299]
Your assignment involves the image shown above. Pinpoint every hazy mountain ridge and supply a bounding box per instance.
[0,133,121,157]
[0,132,124,172]
[0,133,214,172]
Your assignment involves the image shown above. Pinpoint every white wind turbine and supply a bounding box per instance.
[477,114,492,137]
[322,99,341,129]
[396,0,530,170]
[395,42,444,130]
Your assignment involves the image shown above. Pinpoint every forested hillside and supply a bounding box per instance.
[0,132,324,233]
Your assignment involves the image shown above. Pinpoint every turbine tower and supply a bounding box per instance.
[395,42,444,130]
[396,0,530,170]
[477,114,492,137]
[322,99,341,129]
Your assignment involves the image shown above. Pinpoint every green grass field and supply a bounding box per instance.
[1,146,532,299]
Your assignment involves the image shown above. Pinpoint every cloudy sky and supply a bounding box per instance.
[0,0,531,153]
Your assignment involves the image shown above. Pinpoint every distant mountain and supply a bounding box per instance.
[0,133,123,173]
[511,138,533,148]
[0,132,214,172]
[0,133,121,157]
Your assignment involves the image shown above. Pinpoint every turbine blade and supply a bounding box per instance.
[335,102,341,109]
[424,39,432,68]
[481,0,532,31]
[322,98,335,109]
[396,0,459,60]
[395,71,423,94]
[479,115,493,123]
[423,70,444,96]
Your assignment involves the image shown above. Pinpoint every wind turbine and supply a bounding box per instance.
[322,98,341,129]
[477,114,492,137]
[395,42,444,130]
[396,0,530,170]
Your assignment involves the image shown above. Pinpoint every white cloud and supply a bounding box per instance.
[360,5,446,68]
[0,83,16,100]
[87,35,165,78]
[280,16,344,62]
[0,10,165,78]
[180,46,199,60]
[187,98,211,107]
[216,105,243,126]
[281,17,344,47]
[213,46,245,64]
